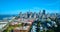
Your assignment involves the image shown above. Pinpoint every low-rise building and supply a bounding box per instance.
[14,26,30,32]
[0,22,8,32]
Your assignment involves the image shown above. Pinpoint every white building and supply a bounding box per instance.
[0,22,9,32]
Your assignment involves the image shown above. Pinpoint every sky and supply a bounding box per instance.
[0,0,60,15]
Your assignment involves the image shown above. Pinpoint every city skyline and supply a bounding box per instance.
[0,0,60,15]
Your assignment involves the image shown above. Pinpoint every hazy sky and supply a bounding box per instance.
[0,0,60,15]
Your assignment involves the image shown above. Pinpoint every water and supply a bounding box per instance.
[0,15,17,20]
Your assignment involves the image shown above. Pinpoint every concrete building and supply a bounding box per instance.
[0,22,9,32]
[14,26,30,32]
[42,10,45,15]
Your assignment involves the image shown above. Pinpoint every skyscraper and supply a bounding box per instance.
[43,10,45,15]
[27,12,30,18]
[19,12,22,18]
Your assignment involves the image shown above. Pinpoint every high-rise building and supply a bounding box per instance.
[29,12,33,18]
[19,12,22,18]
[39,10,41,14]
[33,12,37,18]
[38,10,42,18]
[27,12,30,18]
[43,10,45,15]
[24,13,28,18]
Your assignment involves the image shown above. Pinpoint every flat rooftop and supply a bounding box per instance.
[0,24,7,29]
[14,26,30,30]
[0,22,8,30]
